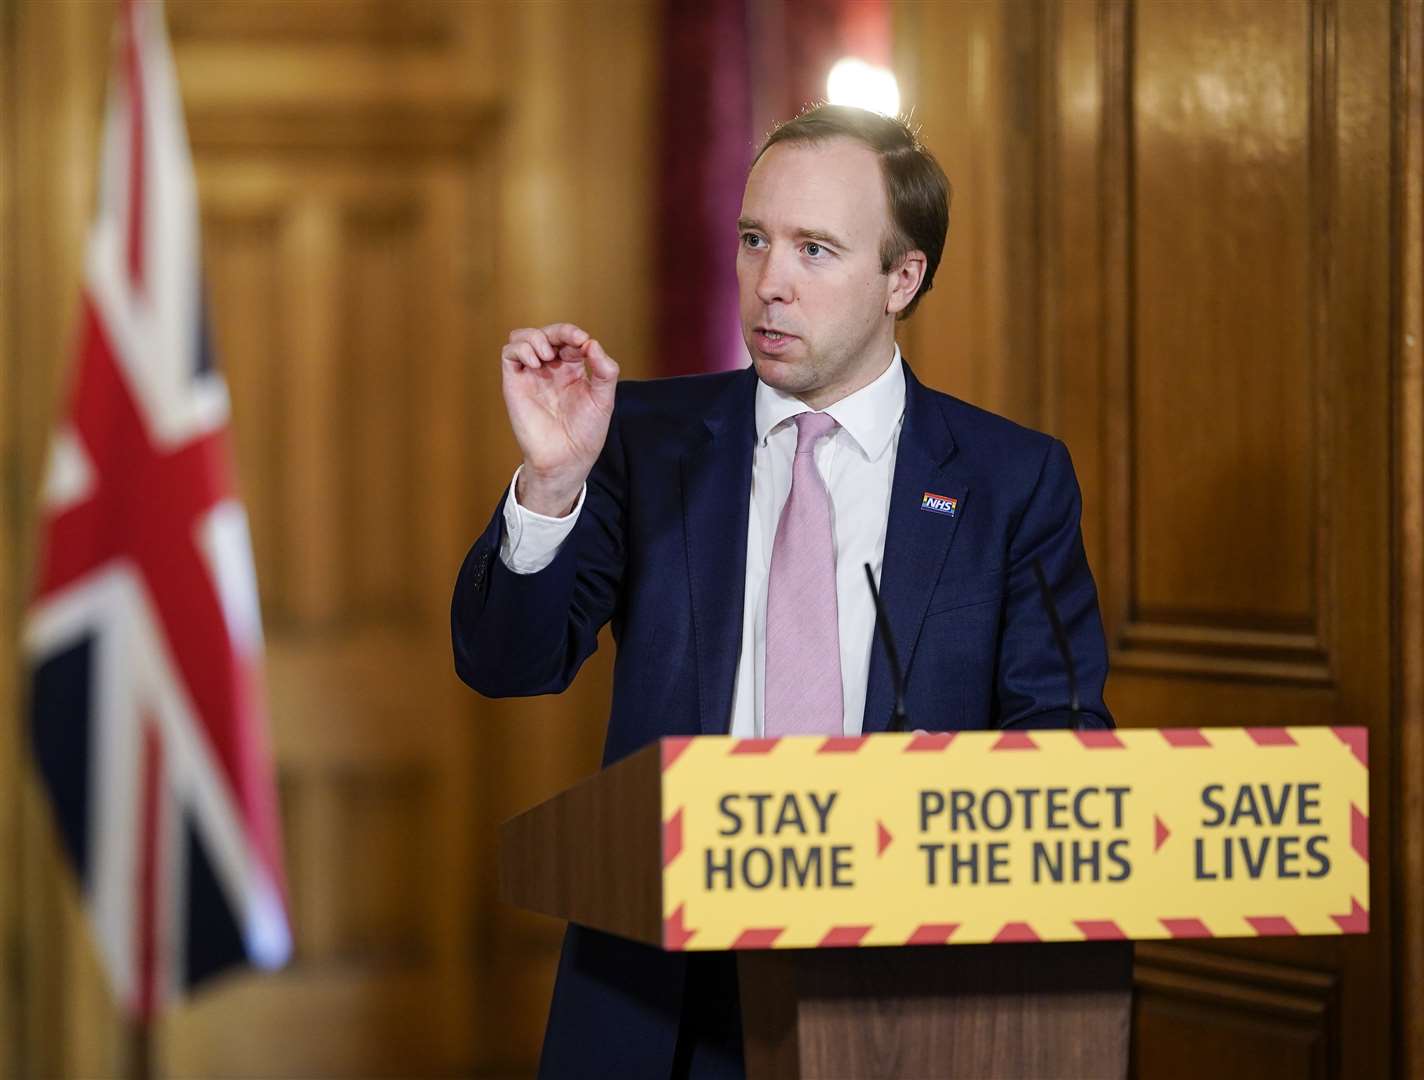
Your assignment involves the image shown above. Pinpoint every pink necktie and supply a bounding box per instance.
[765,412,843,736]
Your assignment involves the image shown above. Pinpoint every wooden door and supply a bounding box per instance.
[167,2,658,1074]
[169,117,493,1080]
[900,0,1412,1075]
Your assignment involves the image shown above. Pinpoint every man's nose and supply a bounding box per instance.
[754,249,795,306]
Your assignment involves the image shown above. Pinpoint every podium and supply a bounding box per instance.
[500,727,1367,1078]
[499,736,1132,1078]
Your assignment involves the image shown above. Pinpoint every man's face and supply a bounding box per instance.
[737,137,903,408]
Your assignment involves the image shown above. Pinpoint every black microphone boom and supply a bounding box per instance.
[863,563,909,732]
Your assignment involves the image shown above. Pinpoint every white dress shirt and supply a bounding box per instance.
[499,347,906,737]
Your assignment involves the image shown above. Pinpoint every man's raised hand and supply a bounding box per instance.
[500,323,620,517]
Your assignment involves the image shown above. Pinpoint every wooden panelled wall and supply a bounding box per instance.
[1,0,18,1076]
[898,0,1424,1076]
[2,1,656,1076]
[4,1,1422,1078]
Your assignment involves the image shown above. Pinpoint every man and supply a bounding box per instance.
[452,105,1112,1079]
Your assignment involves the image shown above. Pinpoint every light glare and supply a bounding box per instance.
[826,58,901,117]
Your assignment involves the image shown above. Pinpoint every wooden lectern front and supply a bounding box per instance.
[501,726,1369,1076]
[498,736,1133,1079]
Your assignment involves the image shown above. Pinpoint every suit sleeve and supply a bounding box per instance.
[450,411,627,698]
[995,438,1113,730]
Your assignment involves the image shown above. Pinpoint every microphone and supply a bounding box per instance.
[1031,558,1080,715]
[863,563,909,732]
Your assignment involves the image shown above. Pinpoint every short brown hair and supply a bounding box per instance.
[755,104,951,319]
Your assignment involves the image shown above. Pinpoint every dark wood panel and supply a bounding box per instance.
[1397,5,1424,1076]
[1134,996,1326,1080]
[1030,0,1397,1076]
[339,200,421,626]
[1133,942,1337,1080]
[741,942,1131,1080]
[1132,0,1317,628]
[901,17,1403,1074]
[331,767,431,965]
[895,0,1045,427]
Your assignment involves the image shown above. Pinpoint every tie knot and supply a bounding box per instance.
[793,411,838,453]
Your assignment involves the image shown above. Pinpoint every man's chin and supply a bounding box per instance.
[751,354,810,392]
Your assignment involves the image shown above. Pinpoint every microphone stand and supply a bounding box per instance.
[865,559,1083,732]
[1031,558,1081,716]
[863,563,909,732]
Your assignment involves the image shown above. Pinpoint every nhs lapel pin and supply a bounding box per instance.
[921,491,958,518]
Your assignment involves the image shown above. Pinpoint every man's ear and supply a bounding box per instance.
[886,250,928,315]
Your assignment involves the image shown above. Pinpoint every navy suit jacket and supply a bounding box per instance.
[451,360,1112,1077]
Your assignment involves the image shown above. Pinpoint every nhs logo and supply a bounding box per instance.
[921,491,958,517]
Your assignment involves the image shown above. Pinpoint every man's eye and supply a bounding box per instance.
[805,242,824,257]
[742,233,764,248]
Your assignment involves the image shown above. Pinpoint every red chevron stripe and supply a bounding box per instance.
[906,922,959,945]
[993,921,1040,942]
[731,738,780,755]
[662,808,683,867]
[818,925,872,947]
[991,733,1038,751]
[661,737,694,771]
[1160,728,1212,748]
[1351,804,1369,863]
[818,736,868,753]
[905,732,956,751]
[1332,726,1368,767]
[1160,918,1213,938]
[1245,916,1298,935]
[1074,920,1127,940]
[1330,898,1369,934]
[731,927,784,949]
[664,904,695,950]
[1075,730,1125,749]
[1246,728,1296,746]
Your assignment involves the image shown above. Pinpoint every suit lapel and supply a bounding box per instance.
[681,368,758,735]
[863,364,968,733]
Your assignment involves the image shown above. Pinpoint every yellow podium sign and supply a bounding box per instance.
[658,728,1369,950]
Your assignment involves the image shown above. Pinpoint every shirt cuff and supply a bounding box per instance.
[498,465,586,574]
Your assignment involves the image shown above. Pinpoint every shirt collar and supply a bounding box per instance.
[754,344,906,461]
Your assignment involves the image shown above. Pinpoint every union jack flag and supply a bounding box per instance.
[25,0,290,1018]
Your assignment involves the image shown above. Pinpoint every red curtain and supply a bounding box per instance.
[656,0,891,376]
[655,0,752,376]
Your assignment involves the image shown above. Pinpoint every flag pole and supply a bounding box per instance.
[126,1017,154,1080]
